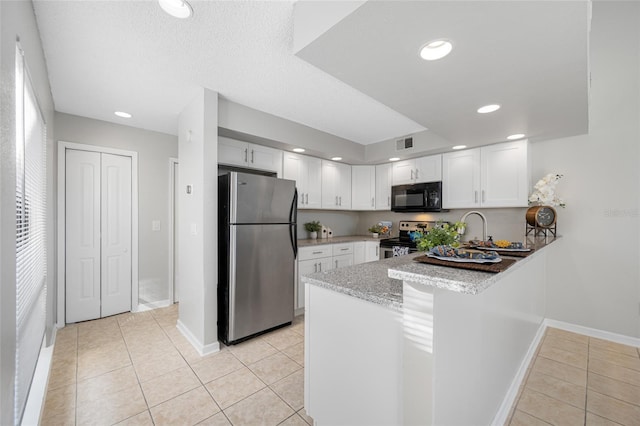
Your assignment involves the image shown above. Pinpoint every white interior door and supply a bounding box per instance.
[101,153,132,317]
[66,149,132,323]
[173,161,179,302]
[65,150,101,323]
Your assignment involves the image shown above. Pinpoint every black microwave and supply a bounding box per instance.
[391,181,444,212]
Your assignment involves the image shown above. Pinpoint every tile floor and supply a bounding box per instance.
[507,327,640,426]
[40,304,311,426]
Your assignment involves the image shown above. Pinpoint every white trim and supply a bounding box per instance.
[57,141,140,325]
[176,319,221,356]
[22,330,55,426]
[544,318,640,348]
[137,299,172,312]
[491,321,547,426]
[168,157,178,304]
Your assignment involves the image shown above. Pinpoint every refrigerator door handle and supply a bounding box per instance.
[289,189,298,258]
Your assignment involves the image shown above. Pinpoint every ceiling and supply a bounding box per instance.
[33,0,590,149]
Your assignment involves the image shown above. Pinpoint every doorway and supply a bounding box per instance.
[57,142,139,325]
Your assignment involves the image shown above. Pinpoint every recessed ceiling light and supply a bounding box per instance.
[293,148,305,153]
[114,111,132,118]
[158,0,193,19]
[389,157,400,162]
[452,145,467,150]
[331,157,342,161]
[477,104,501,114]
[507,134,525,140]
[419,39,453,61]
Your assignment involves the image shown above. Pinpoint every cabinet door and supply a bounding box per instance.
[218,137,248,167]
[480,140,529,207]
[318,257,335,273]
[249,144,283,176]
[442,148,481,209]
[283,152,305,208]
[305,156,323,209]
[375,163,393,210]
[333,254,353,269]
[353,242,365,265]
[364,241,380,262]
[297,258,320,309]
[337,162,352,209]
[415,154,442,183]
[392,160,416,185]
[321,160,339,209]
[351,165,376,210]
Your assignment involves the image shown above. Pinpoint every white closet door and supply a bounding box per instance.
[101,153,132,317]
[66,150,101,323]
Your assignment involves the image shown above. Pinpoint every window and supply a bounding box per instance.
[15,42,47,424]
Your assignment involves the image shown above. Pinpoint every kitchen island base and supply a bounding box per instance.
[304,242,552,425]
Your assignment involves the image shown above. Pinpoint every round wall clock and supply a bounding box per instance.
[526,206,557,228]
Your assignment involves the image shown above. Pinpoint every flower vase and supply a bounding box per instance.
[372,233,379,238]
[309,231,318,240]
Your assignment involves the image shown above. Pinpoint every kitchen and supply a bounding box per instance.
[1,1,639,425]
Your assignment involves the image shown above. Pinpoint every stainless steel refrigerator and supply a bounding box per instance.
[218,172,297,345]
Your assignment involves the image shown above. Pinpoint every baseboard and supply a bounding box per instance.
[544,319,640,348]
[294,307,305,317]
[22,329,57,426]
[176,319,221,356]
[492,321,547,426]
[136,299,171,312]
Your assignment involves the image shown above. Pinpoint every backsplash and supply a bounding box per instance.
[298,208,528,243]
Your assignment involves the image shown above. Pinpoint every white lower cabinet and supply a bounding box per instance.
[296,243,357,311]
[354,241,380,264]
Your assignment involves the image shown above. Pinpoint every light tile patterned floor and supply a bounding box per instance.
[508,327,640,426]
[41,304,311,426]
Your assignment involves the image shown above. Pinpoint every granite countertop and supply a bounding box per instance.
[301,237,558,309]
[298,235,384,247]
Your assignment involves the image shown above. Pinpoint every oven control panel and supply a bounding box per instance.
[398,221,437,233]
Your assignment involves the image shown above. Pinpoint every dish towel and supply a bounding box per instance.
[392,246,410,256]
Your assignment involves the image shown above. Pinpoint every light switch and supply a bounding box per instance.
[190,223,197,235]
[152,220,161,231]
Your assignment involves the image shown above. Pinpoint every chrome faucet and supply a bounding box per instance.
[459,210,488,241]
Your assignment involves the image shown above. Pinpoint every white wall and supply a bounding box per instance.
[0,1,55,423]
[54,112,178,306]
[177,88,219,351]
[531,2,640,337]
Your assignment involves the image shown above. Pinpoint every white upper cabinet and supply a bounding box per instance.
[392,154,442,185]
[283,152,322,209]
[375,163,393,210]
[321,160,351,210]
[442,140,529,209]
[351,165,376,211]
[480,140,529,207]
[218,137,283,176]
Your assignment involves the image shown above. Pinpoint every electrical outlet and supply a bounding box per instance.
[152,220,161,231]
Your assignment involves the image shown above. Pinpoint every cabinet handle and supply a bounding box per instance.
[376,246,379,256]
[251,149,254,163]
[340,248,349,251]
[335,260,338,268]
[312,251,323,254]
[388,196,390,207]
[319,262,322,272]
[314,263,318,273]
[339,196,342,206]
[305,194,309,204]
[300,193,305,205]
[482,190,486,203]
[244,148,248,162]
[371,197,375,207]
[475,191,478,203]
[415,169,419,180]
[411,170,414,180]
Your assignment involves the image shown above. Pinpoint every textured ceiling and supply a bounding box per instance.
[33,0,425,145]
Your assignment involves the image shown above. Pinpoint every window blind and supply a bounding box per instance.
[15,43,47,425]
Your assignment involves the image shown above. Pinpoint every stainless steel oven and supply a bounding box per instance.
[379,221,441,259]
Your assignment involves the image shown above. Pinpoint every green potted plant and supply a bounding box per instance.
[304,221,322,239]
[415,221,466,251]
